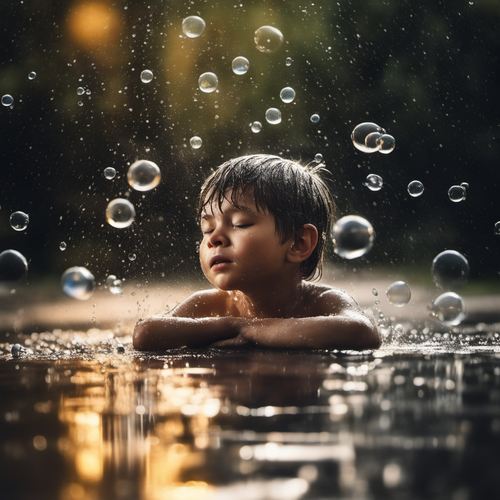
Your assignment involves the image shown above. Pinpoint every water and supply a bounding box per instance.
[0,249,28,282]
[363,174,383,192]
[140,69,154,83]
[61,266,95,300]
[265,107,282,124]
[232,56,250,75]
[280,86,295,103]
[431,250,469,290]
[407,180,424,197]
[103,166,116,179]
[331,215,375,259]
[127,160,161,191]
[182,16,206,38]
[190,135,203,149]
[106,198,136,228]
[254,26,284,53]
[9,210,29,231]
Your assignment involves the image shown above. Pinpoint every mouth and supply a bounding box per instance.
[210,255,231,268]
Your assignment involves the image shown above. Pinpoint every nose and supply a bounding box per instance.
[207,225,229,248]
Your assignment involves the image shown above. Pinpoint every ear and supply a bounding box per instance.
[286,224,319,264]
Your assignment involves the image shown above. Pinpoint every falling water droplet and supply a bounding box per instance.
[9,211,29,231]
[61,266,95,300]
[198,72,218,93]
[103,167,116,180]
[331,215,375,259]
[190,136,203,149]
[265,108,281,124]
[128,253,137,261]
[232,56,250,75]
[314,153,323,162]
[280,87,295,103]
[0,250,28,282]
[386,281,411,307]
[310,114,320,123]
[106,199,136,228]
[127,160,161,191]
[140,70,154,83]
[182,16,206,38]
[254,26,284,53]
[407,180,424,197]
[363,174,383,192]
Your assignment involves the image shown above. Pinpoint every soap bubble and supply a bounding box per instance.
[182,16,206,38]
[127,160,161,191]
[0,250,28,282]
[363,174,383,192]
[376,134,396,154]
[494,221,500,235]
[351,122,385,153]
[432,292,466,326]
[254,26,284,53]
[1,94,14,106]
[198,72,218,93]
[28,72,36,80]
[331,215,375,259]
[103,167,116,180]
[285,57,293,66]
[448,184,467,202]
[310,114,320,123]
[265,108,281,124]
[106,274,123,295]
[386,281,411,307]
[251,121,262,133]
[232,56,250,75]
[407,180,424,197]
[280,87,295,103]
[140,70,154,83]
[9,211,29,231]
[61,266,94,300]
[59,241,67,251]
[365,132,383,150]
[431,250,469,289]
[314,153,323,162]
[106,199,136,228]
[190,136,202,149]
[76,87,85,96]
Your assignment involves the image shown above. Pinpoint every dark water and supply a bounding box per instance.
[1,328,500,500]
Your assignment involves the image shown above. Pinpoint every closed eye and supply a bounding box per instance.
[234,224,253,229]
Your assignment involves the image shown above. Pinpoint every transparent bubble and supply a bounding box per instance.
[9,211,29,231]
[280,87,295,103]
[407,180,424,197]
[0,250,28,282]
[363,174,383,192]
[1,94,14,107]
[76,87,85,96]
[351,122,385,153]
[182,16,206,38]
[265,108,282,124]
[140,69,154,83]
[190,136,202,149]
[376,134,396,154]
[365,132,383,150]
[232,56,250,75]
[314,153,323,162]
[109,278,123,295]
[61,266,94,300]
[285,57,293,66]
[128,253,137,261]
[251,121,262,133]
[495,221,500,236]
[432,292,466,326]
[198,72,218,93]
[103,167,116,180]
[386,281,411,307]
[448,184,467,202]
[331,215,375,259]
[106,198,136,228]
[372,288,379,296]
[127,160,161,191]
[254,26,284,53]
[28,72,36,80]
[59,241,67,251]
[431,250,469,290]
[310,114,320,123]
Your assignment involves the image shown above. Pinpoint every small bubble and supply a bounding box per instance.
[372,288,378,296]
[9,211,29,231]
[198,72,218,93]
[310,113,320,123]
[128,253,137,261]
[407,180,424,197]
[103,167,116,180]
[351,122,385,153]
[448,184,467,202]
[1,94,14,106]
[106,199,136,228]
[140,69,154,83]
[251,121,262,133]
[331,215,375,259]
[190,136,203,149]
[280,87,295,103]
[77,101,83,107]
[265,108,281,124]
[76,87,85,96]
[127,160,161,191]
[0,250,28,282]
[285,57,293,66]
[232,56,250,75]
[386,281,411,307]
[376,134,396,154]
[182,16,206,38]
[28,72,36,80]
[61,266,94,300]
[59,241,67,251]
[432,292,466,326]
[314,153,323,162]
[431,250,469,290]
[254,26,284,53]
[363,174,383,192]
[494,221,500,236]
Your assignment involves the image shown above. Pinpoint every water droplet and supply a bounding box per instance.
[432,292,466,326]
[407,180,424,197]
[265,107,281,124]
[61,266,94,300]
[76,87,85,96]
[0,250,28,282]
[103,167,116,180]
[28,72,36,80]
[106,198,136,228]
[1,94,14,107]
[280,87,295,103]
[314,153,323,162]
[251,121,262,133]
[386,281,411,307]
[310,114,320,123]
[372,288,379,296]
[351,122,385,153]
[448,184,466,202]
[285,57,293,66]
[198,72,218,93]
[331,215,375,259]
[254,26,284,53]
[128,253,137,261]
[431,250,469,289]
[110,279,123,295]
[494,221,500,236]
[127,160,161,191]
[190,136,202,149]
[9,211,29,231]
[232,56,250,75]
[182,16,206,38]
[365,132,383,150]
[376,134,396,154]
[59,241,67,251]
[363,174,383,192]
[140,69,154,83]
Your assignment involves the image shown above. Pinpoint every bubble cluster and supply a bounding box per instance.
[198,72,218,93]
[182,16,206,38]
[232,56,249,75]
[106,198,136,228]
[351,122,395,154]
[280,87,295,103]
[331,215,375,259]
[265,108,281,124]
[61,266,94,300]
[140,70,154,83]
[127,160,161,191]
[103,167,116,180]
[254,26,284,53]
[190,136,202,149]
[1,94,14,107]
[407,180,424,197]
[363,174,383,192]
[251,121,262,133]
[10,211,29,231]
[448,183,468,202]
[431,250,469,289]
[386,281,411,307]
[0,249,28,282]
[432,292,466,326]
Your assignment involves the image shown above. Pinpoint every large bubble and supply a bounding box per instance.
[1,94,14,107]
[190,136,202,149]
[351,122,385,153]
[386,281,411,307]
[0,249,28,282]
[127,160,161,191]
[103,167,116,180]
[280,87,295,103]
[254,26,284,53]
[182,16,206,38]
[140,70,153,83]
[331,215,375,259]
[106,198,136,228]
[10,211,29,231]
[431,250,469,289]
[448,183,467,202]
[61,266,94,300]
[265,108,281,124]
[232,56,250,75]
[432,292,466,326]
[198,72,218,93]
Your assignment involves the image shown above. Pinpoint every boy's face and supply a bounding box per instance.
[199,190,293,293]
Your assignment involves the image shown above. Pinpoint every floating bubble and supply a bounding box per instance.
[331,215,375,259]
[182,16,206,38]
[127,160,161,191]
[190,136,202,149]
[106,275,123,295]
[495,221,500,236]
[61,266,94,300]
[254,26,284,53]
[103,167,116,180]
[140,70,154,83]
[432,292,466,326]
[59,241,67,251]
[407,180,424,197]
[314,153,323,162]
[106,198,136,228]
[386,281,411,307]
[376,134,396,154]
[198,72,218,93]
[0,250,28,282]
[251,121,262,133]
[28,72,36,80]
[431,250,469,289]
[9,211,29,231]
[285,57,293,66]
[310,114,320,123]
[372,288,379,296]
[232,56,250,75]
[1,94,14,107]
[351,122,385,153]
[448,184,467,202]
[363,174,383,192]
[280,87,295,103]
[265,108,281,124]
[128,253,137,261]
[76,87,85,96]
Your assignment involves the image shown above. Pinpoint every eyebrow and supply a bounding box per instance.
[200,204,256,219]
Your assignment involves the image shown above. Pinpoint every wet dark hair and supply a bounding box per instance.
[197,154,335,280]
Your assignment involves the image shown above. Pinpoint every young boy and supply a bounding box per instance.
[133,154,380,351]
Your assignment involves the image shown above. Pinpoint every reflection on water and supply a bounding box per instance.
[1,332,500,499]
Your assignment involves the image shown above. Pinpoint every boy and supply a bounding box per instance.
[133,154,380,351]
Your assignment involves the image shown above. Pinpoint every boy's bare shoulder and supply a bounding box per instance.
[302,282,362,315]
[170,289,231,318]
